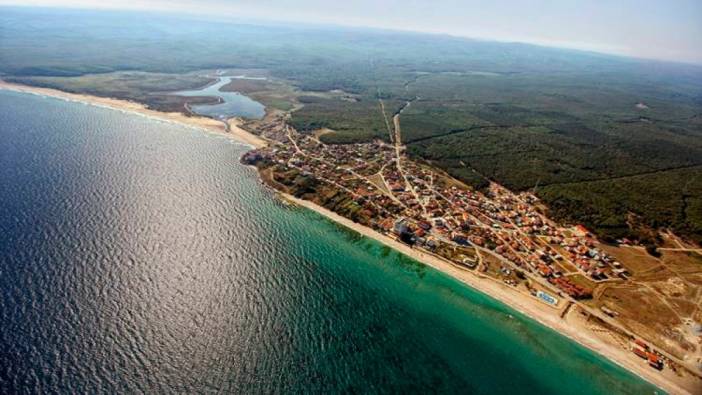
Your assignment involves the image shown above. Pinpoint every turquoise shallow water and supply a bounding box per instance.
[0,90,661,394]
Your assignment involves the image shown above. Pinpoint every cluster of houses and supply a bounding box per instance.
[246,122,634,302]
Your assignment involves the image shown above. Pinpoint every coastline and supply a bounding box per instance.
[280,193,692,395]
[0,81,692,394]
[0,80,267,149]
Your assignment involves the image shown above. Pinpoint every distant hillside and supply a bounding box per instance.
[2,6,701,244]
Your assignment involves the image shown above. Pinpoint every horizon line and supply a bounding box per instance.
[3,3,702,67]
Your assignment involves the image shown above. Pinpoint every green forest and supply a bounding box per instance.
[2,6,701,244]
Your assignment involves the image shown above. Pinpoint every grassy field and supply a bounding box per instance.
[592,247,702,360]
[220,76,298,111]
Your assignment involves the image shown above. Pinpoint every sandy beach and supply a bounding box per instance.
[0,80,267,149]
[1,80,694,394]
[281,193,695,395]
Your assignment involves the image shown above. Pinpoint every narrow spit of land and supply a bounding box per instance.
[0,80,267,148]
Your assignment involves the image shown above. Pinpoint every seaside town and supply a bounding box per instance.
[245,114,622,296]
[240,110,696,380]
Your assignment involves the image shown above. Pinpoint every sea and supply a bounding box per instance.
[0,90,661,394]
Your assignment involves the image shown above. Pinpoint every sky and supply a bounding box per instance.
[3,0,702,64]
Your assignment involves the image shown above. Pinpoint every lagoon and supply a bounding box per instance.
[174,76,266,119]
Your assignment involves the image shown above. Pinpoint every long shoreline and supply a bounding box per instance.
[0,81,693,394]
[0,80,267,149]
[280,194,691,395]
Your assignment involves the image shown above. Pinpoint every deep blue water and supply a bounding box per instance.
[0,90,661,394]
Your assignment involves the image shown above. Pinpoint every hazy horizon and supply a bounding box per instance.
[2,0,701,65]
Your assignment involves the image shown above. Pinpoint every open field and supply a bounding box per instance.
[590,245,702,364]
[220,75,299,111]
